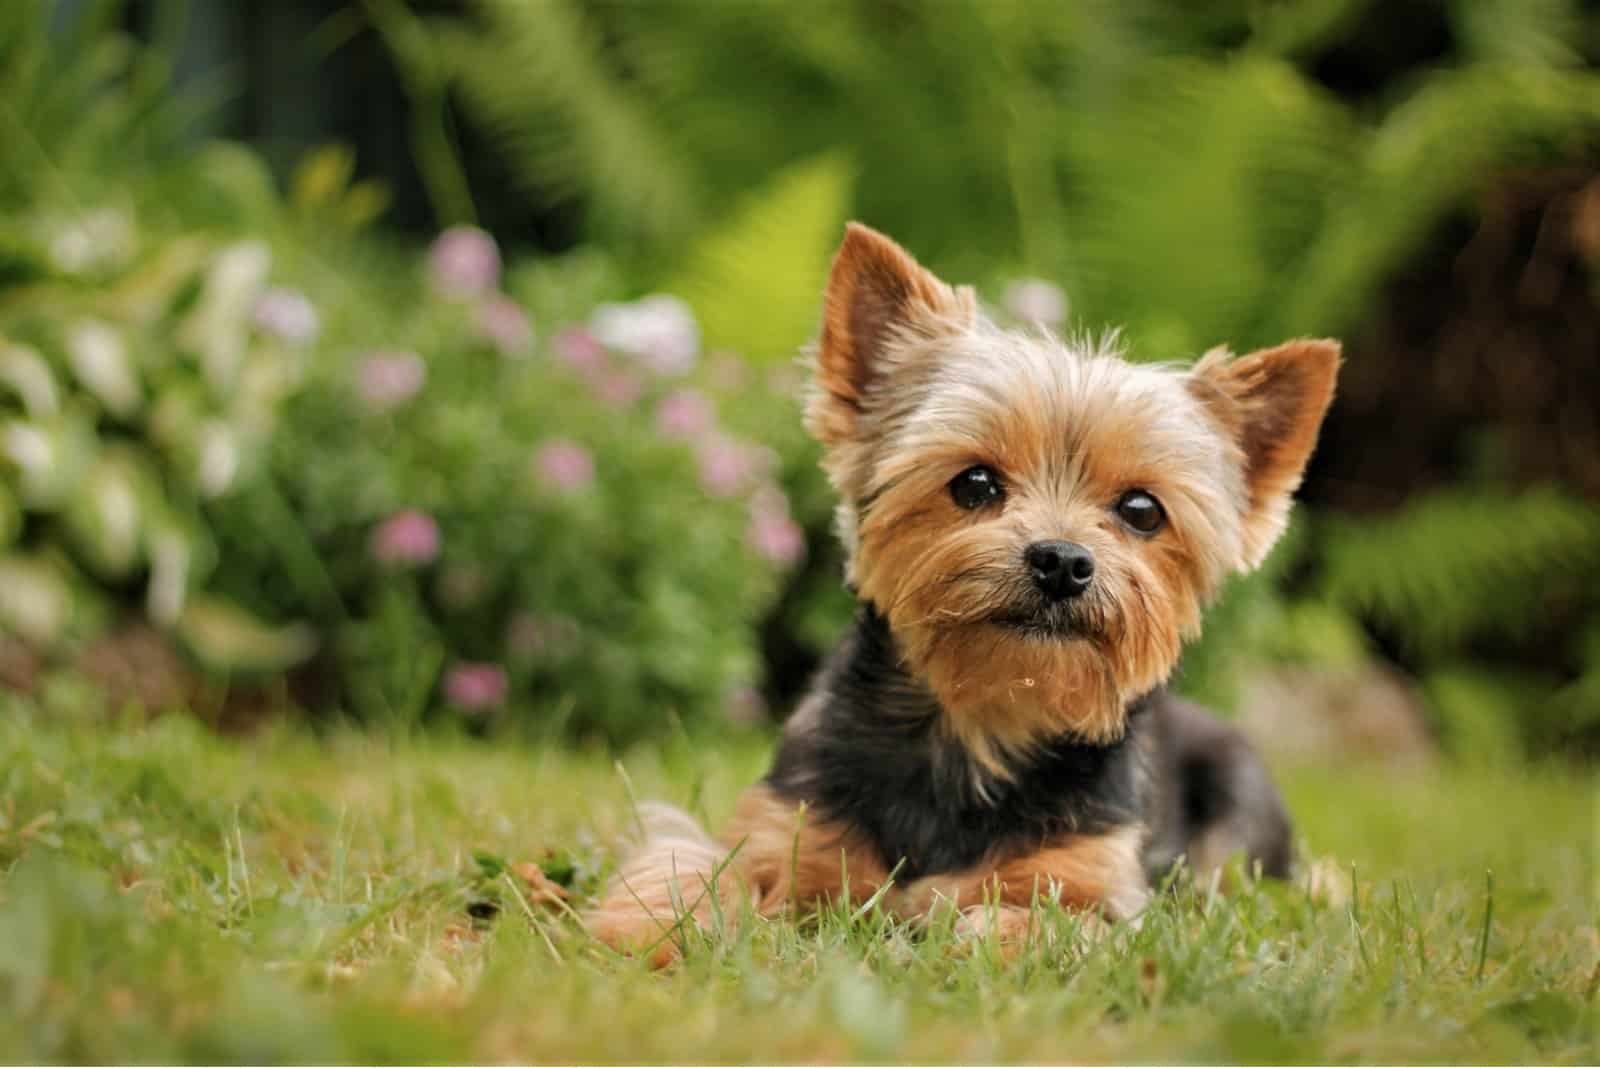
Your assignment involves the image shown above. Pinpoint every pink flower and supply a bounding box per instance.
[696,436,772,498]
[592,370,641,410]
[475,294,534,358]
[1004,278,1068,328]
[533,438,595,492]
[444,661,508,709]
[748,509,805,568]
[428,226,501,298]
[356,350,426,412]
[371,509,440,567]
[654,388,714,439]
[253,288,319,345]
[591,295,699,376]
[553,326,608,375]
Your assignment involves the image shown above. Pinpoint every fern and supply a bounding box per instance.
[1317,488,1600,655]
[667,154,852,362]
[1272,63,1600,338]
[0,0,195,213]
[440,0,701,264]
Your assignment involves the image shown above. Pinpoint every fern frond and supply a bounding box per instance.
[667,154,851,362]
[1318,488,1600,655]
[1272,63,1600,337]
[441,0,701,262]
[1449,0,1585,67]
[1055,55,1358,357]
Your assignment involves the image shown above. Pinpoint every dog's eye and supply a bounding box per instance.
[1115,490,1165,534]
[949,466,1004,510]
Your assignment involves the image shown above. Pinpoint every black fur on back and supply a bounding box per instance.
[765,605,1153,881]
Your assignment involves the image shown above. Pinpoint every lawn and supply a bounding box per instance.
[0,703,1593,1064]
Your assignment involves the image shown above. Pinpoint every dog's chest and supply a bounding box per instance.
[767,713,1148,882]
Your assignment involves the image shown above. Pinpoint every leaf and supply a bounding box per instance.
[172,594,316,675]
[471,850,507,879]
[0,552,75,646]
[667,152,852,362]
[1319,488,1600,655]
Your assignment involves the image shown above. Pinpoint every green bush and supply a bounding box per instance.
[207,226,802,740]
[0,175,803,739]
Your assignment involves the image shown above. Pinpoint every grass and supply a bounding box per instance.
[0,697,1594,1064]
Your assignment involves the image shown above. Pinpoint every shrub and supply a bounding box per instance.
[0,224,320,674]
[207,231,801,740]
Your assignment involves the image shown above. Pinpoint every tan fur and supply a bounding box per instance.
[585,792,1145,963]
[719,783,890,911]
[894,823,1150,921]
[584,785,886,963]
[582,802,744,967]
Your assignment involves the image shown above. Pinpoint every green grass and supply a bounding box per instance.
[0,699,1594,1064]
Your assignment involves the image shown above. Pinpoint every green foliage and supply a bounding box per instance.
[440,0,702,263]
[0,223,320,669]
[0,0,190,214]
[0,1,797,739]
[6,0,1599,754]
[669,153,852,362]
[1319,488,1600,656]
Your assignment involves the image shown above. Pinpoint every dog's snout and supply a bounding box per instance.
[1025,540,1094,600]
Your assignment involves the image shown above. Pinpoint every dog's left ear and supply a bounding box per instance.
[1189,338,1341,570]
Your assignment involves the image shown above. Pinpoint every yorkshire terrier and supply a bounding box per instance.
[586,224,1339,960]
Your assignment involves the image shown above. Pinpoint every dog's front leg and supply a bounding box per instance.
[893,824,1150,944]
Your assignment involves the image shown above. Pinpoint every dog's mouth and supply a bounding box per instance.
[988,606,1086,642]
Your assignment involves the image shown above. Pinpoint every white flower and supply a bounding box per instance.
[67,321,141,417]
[0,555,71,645]
[1004,278,1069,329]
[591,294,700,376]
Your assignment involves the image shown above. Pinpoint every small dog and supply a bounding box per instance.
[586,224,1339,959]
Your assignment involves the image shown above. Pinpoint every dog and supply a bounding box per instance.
[585,223,1339,961]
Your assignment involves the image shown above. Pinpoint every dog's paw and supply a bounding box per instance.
[953,904,1112,961]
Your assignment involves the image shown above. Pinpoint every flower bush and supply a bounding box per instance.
[1,131,807,742]
[198,227,799,741]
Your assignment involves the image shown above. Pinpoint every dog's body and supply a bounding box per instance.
[585,225,1336,960]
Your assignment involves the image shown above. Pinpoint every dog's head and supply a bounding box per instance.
[807,224,1339,767]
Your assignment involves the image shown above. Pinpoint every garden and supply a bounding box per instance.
[1,0,1596,1062]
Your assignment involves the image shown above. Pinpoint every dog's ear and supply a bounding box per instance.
[1189,338,1341,570]
[808,223,975,447]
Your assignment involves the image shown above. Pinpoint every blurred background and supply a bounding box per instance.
[2,0,1597,764]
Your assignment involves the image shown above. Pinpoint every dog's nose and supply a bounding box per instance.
[1025,540,1095,600]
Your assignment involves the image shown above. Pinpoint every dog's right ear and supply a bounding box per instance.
[808,223,975,447]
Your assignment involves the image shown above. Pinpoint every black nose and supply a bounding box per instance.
[1026,540,1095,600]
